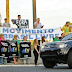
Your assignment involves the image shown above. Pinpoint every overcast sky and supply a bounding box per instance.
[0,0,72,29]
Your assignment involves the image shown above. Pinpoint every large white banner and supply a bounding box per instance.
[0,27,62,40]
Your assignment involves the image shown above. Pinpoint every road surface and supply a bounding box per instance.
[0,64,72,72]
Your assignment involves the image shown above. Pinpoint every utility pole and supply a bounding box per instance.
[0,13,2,27]
[6,0,9,22]
[33,0,36,28]
[6,0,36,26]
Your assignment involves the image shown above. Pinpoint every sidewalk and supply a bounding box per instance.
[0,63,68,67]
[0,63,43,67]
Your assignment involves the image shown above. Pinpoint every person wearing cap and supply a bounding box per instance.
[3,18,10,27]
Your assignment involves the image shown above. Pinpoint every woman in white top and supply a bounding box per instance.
[40,36,46,49]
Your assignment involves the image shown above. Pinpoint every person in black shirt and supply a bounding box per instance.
[59,33,65,40]
[33,39,40,66]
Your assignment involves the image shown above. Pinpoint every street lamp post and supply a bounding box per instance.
[6,0,37,27]
[32,0,36,28]
[6,0,9,22]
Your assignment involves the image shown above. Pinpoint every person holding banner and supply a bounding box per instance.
[12,35,18,64]
[11,15,21,28]
[0,34,5,64]
[19,36,27,57]
[0,34,5,48]
[13,35,20,45]
[0,34,5,59]
[33,39,40,66]
[23,36,27,41]
[0,34,5,41]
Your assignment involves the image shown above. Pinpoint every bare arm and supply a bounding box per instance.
[3,23,5,27]
[41,25,44,28]
[69,27,71,32]
[9,23,11,28]
[61,26,64,31]
[61,28,63,31]
[34,22,38,27]
[11,19,16,24]
[40,41,42,48]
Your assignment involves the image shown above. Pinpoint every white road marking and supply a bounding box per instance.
[0,64,43,67]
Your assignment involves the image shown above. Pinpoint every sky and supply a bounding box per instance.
[0,0,72,29]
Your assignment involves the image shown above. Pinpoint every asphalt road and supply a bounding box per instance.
[0,64,72,72]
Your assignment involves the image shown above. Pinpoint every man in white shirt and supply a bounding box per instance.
[34,18,44,29]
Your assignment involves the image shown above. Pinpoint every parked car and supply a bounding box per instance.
[40,33,72,68]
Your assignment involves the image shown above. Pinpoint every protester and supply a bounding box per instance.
[40,36,46,49]
[11,15,21,28]
[54,36,59,41]
[59,33,65,40]
[33,39,40,66]
[22,36,30,64]
[3,18,10,27]
[13,35,20,45]
[12,35,18,64]
[0,34,5,45]
[0,34,5,63]
[34,18,44,29]
[13,35,18,41]
[23,36,27,41]
[0,34,5,40]
[61,22,71,36]
[0,34,5,54]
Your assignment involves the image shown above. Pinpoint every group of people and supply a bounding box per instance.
[0,15,44,29]
[53,21,71,41]
[0,33,46,65]
[0,34,27,64]
[33,36,46,66]
[53,33,66,41]
[0,15,72,66]
[0,15,71,36]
